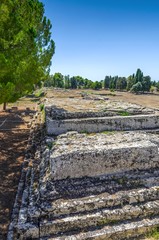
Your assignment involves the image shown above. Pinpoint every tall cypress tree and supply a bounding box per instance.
[135,69,143,84]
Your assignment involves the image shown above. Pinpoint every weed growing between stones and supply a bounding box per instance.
[40,103,44,112]
[145,227,159,239]
[97,218,118,227]
[40,104,46,122]
[101,130,116,135]
[118,111,130,116]
[80,130,89,134]
[34,89,45,98]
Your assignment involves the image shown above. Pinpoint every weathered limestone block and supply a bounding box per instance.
[50,132,159,180]
[46,114,159,135]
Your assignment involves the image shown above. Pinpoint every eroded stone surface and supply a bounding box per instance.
[46,114,159,135]
[50,131,159,180]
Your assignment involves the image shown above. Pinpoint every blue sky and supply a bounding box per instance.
[42,0,159,81]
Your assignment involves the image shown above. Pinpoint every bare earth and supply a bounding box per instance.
[0,89,159,239]
[46,89,159,110]
[0,98,37,240]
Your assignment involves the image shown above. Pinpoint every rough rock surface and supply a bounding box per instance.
[50,131,159,180]
[46,114,159,135]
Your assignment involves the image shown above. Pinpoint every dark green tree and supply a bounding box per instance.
[70,77,77,89]
[135,68,143,84]
[126,74,135,91]
[109,76,118,90]
[155,82,159,91]
[91,81,102,90]
[104,76,110,89]
[151,80,157,87]
[43,74,54,87]
[75,76,84,89]
[52,73,64,88]
[0,0,55,109]
[84,79,93,89]
[64,75,70,89]
[116,77,127,90]
[142,76,151,92]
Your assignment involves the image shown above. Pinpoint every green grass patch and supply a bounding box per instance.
[118,111,130,116]
[40,104,46,122]
[34,90,45,98]
[40,103,44,111]
[146,227,159,239]
[97,218,118,226]
[101,131,116,135]
[79,130,89,134]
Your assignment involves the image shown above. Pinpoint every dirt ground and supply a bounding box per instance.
[0,90,159,239]
[46,88,159,110]
[0,130,29,239]
[0,98,37,240]
[98,90,159,109]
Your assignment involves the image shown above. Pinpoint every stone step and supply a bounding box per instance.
[30,165,159,219]
[39,186,159,219]
[38,169,159,206]
[16,202,159,239]
[46,114,159,135]
[27,153,159,222]
[38,200,159,237]
[41,216,159,240]
[15,170,159,239]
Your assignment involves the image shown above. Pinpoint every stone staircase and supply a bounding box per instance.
[12,164,159,239]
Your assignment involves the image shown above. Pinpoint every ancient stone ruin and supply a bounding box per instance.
[8,95,159,239]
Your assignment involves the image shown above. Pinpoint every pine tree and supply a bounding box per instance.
[0,0,55,109]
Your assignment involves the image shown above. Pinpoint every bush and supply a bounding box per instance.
[130,82,142,94]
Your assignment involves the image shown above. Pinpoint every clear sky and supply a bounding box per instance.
[42,0,159,81]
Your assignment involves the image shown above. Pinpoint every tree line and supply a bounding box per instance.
[44,73,102,90]
[44,69,159,93]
